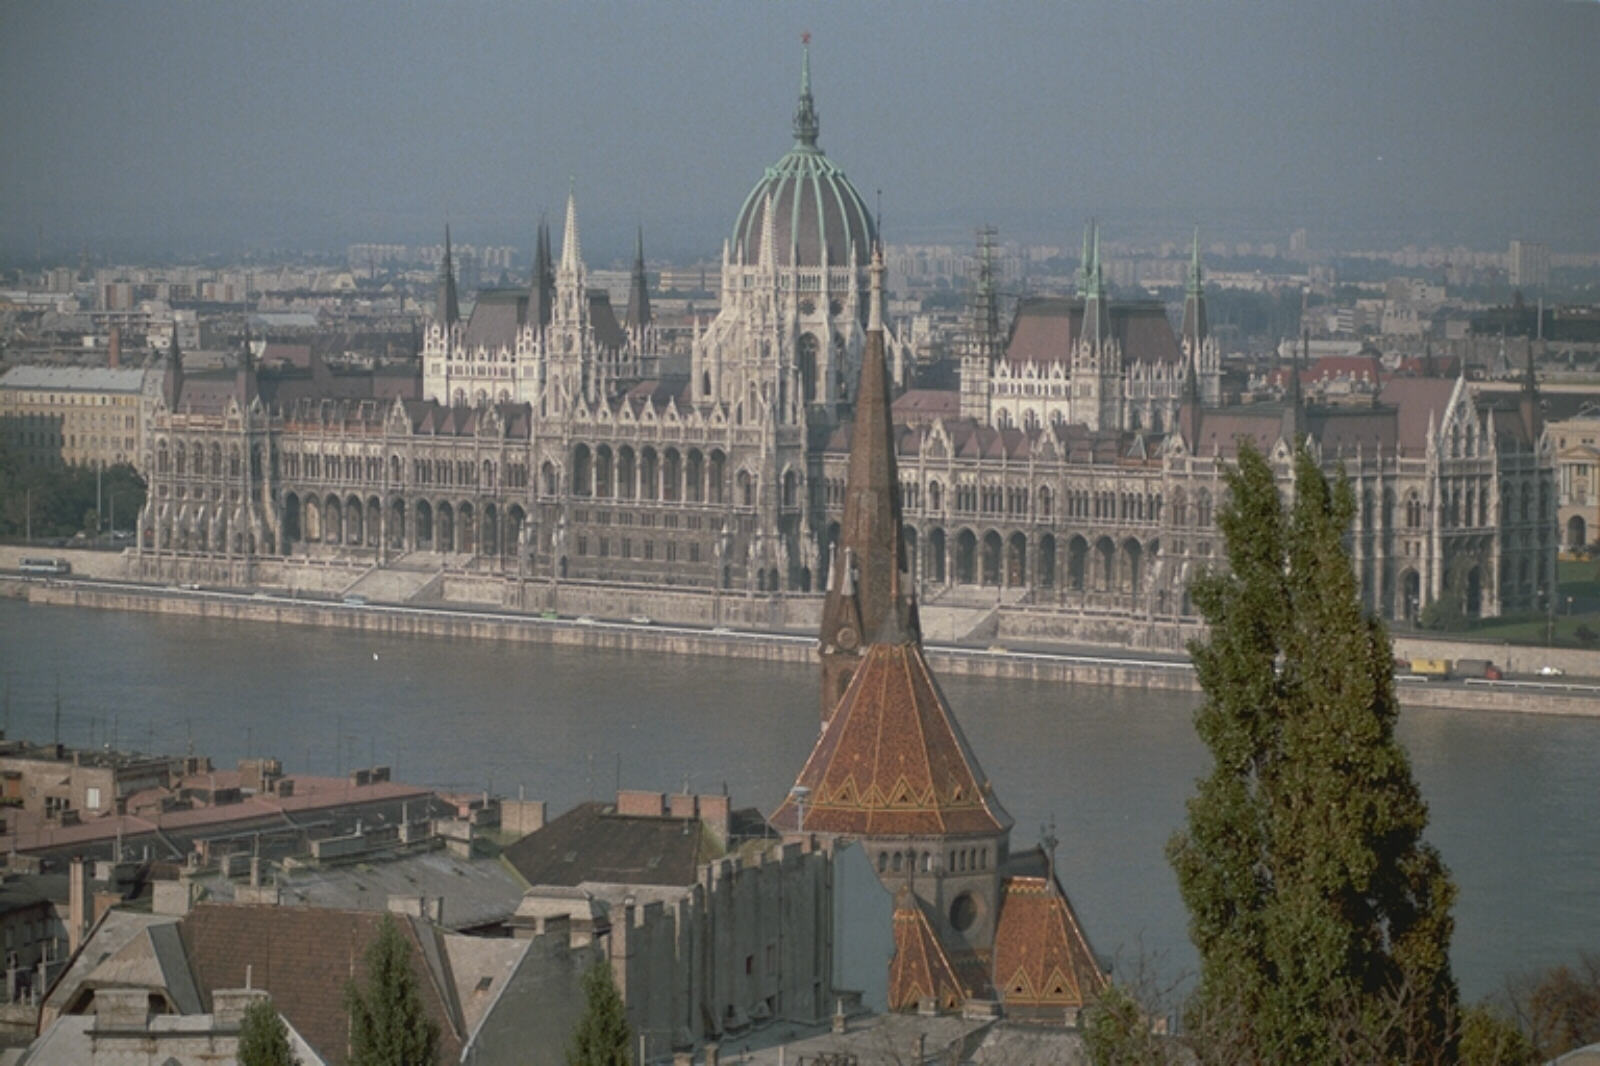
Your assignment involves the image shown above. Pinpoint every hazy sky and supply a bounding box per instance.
[2,0,1596,263]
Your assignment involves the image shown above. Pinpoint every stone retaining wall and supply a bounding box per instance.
[14,580,1599,717]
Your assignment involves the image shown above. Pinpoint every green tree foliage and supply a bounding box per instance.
[1168,440,1458,1064]
[1084,982,1183,1066]
[1457,1003,1537,1066]
[345,913,440,1066]
[0,439,145,540]
[567,960,632,1066]
[238,996,298,1066]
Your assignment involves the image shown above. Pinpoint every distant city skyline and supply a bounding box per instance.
[3,0,1597,263]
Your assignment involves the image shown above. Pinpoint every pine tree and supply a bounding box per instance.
[345,913,441,1066]
[238,996,297,1066]
[567,959,633,1066]
[1168,440,1458,1064]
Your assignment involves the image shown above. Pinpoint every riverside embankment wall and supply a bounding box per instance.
[11,578,1600,717]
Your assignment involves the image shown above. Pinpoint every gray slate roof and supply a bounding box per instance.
[0,365,149,393]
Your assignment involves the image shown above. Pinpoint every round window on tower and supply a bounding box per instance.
[799,297,816,316]
[949,891,980,933]
[829,298,843,317]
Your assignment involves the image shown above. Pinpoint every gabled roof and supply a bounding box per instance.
[1377,377,1455,453]
[462,289,528,353]
[589,291,629,351]
[500,801,720,888]
[771,640,1012,838]
[180,903,464,1065]
[991,876,1107,1010]
[1005,298,1183,367]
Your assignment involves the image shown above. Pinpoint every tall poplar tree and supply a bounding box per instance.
[345,913,440,1066]
[1168,440,1458,1064]
[567,960,633,1066]
[238,996,297,1066]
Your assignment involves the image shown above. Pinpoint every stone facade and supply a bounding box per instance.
[131,46,1558,629]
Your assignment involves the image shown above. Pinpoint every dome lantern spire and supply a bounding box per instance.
[793,33,820,149]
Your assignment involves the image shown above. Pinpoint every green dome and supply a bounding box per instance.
[731,46,876,270]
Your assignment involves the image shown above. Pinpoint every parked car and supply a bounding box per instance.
[1538,665,1566,677]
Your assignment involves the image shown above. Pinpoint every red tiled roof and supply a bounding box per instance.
[770,641,1011,838]
[991,876,1107,1010]
[181,904,464,1065]
[888,892,971,1012]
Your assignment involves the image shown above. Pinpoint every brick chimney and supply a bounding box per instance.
[107,325,121,369]
[68,856,88,955]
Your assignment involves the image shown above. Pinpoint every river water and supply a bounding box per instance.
[1,597,1594,1003]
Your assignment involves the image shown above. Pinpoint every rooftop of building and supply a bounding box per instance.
[0,739,182,772]
[0,365,149,393]
[771,639,1012,839]
[500,798,737,889]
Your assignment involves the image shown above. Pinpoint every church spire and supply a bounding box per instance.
[626,225,652,334]
[438,225,460,327]
[817,247,919,718]
[793,33,820,149]
[530,214,554,330]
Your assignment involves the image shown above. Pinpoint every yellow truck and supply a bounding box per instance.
[1409,658,1451,680]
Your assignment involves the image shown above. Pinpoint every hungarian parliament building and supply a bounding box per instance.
[136,49,1557,632]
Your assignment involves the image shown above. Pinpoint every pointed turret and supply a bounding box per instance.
[1076,222,1093,299]
[235,321,257,405]
[817,247,919,718]
[530,215,554,329]
[1081,222,1108,346]
[163,328,184,410]
[438,225,460,327]
[625,226,651,334]
[1283,327,1308,446]
[1181,228,1207,351]
[559,186,582,274]
[793,34,820,149]
[1519,340,1543,444]
[973,226,1001,360]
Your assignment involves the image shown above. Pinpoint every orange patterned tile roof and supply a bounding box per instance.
[771,640,1011,837]
[887,892,971,1012]
[991,875,1108,1009]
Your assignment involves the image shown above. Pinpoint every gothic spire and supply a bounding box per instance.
[1520,338,1543,443]
[625,225,651,334]
[1082,221,1108,345]
[1181,227,1208,350]
[559,184,582,274]
[1180,233,1207,448]
[793,34,820,149]
[817,247,919,717]
[1284,327,1308,445]
[1076,222,1093,298]
[531,214,554,329]
[163,326,184,409]
[438,225,460,327]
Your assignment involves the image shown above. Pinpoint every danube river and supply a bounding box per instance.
[2,597,1595,1002]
